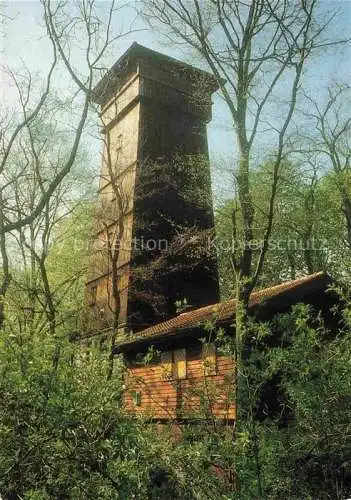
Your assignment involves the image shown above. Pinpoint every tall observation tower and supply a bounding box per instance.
[86,43,220,336]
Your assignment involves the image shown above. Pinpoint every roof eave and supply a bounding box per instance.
[91,42,221,105]
[113,272,334,355]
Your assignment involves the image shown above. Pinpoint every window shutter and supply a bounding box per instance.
[161,351,173,380]
[202,343,216,376]
[173,348,187,380]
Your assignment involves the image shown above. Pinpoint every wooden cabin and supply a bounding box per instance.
[85,43,220,334]
[121,343,236,422]
[113,272,337,422]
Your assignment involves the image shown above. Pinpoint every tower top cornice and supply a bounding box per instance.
[92,42,219,108]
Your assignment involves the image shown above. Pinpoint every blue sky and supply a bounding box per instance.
[1,0,350,199]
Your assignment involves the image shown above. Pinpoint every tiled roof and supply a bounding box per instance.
[114,272,332,354]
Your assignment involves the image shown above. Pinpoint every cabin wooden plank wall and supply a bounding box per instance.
[123,343,235,421]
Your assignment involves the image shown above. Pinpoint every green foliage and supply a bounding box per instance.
[0,328,232,499]
[1,297,350,498]
[0,330,152,499]
[216,161,351,298]
[237,302,351,498]
[3,199,96,337]
[46,200,96,327]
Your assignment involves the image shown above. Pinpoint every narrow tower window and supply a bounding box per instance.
[89,284,97,306]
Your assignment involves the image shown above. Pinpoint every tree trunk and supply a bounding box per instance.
[342,197,351,248]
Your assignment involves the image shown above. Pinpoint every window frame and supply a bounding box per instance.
[160,348,187,380]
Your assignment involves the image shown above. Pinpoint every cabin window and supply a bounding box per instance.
[202,343,217,376]
[161,349,187,380]
[172,348,187,380]
[131,390,141,406]
[160,351,173,380]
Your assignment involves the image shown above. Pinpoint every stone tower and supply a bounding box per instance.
[86,43,220,334]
